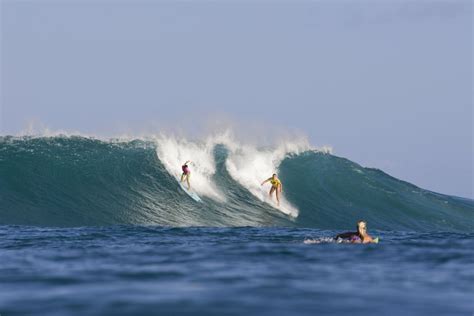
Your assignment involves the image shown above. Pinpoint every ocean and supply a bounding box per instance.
[1,135,473,315]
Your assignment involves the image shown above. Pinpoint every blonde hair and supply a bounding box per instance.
[357,221,367,231]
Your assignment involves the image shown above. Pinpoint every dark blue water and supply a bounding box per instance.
[1,226,473,316]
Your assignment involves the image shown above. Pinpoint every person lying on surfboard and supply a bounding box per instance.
[261,174,283,206]
[335,220,378,244]
[181,160,192,190]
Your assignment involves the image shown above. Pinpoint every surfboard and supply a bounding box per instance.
[179,182,202,202]
[262,196,298,217]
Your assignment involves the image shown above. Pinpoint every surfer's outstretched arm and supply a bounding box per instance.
[261,178,271,186]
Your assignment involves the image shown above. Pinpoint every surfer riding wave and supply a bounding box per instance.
[181,160,192,190]
[261,174,283,206]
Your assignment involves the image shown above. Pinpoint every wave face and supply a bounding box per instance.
[1,136,472,231]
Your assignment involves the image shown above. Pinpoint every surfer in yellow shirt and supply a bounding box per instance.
[261,174,283,206]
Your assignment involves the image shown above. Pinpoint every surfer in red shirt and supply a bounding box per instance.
[181,160,192,190]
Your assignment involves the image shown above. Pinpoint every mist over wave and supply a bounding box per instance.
[0,134,472,231]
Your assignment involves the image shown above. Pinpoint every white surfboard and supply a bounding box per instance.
[262,195,298,218]
[179,182,202,202]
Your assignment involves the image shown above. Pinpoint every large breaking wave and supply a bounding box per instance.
[0,135,472,232]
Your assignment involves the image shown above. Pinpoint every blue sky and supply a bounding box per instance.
[1,0,472,198]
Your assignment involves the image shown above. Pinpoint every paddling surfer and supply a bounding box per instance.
[335,221,377,244]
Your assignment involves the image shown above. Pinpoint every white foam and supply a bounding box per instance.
[303,237,336,244]
[224,136,312,218]
[154,134,225,201]
[153,131,313,217]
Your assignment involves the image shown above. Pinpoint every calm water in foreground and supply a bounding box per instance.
[1,226,473,316]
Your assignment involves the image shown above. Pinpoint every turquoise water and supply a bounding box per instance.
[0,136,473,315]
[1,136,472,230]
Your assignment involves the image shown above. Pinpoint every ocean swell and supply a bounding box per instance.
[0,135,472,231]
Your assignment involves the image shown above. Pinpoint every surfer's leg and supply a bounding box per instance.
[275,189,280,206]
[180,173,185,182]
[186,173,191,189]
[269,187,275,198]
